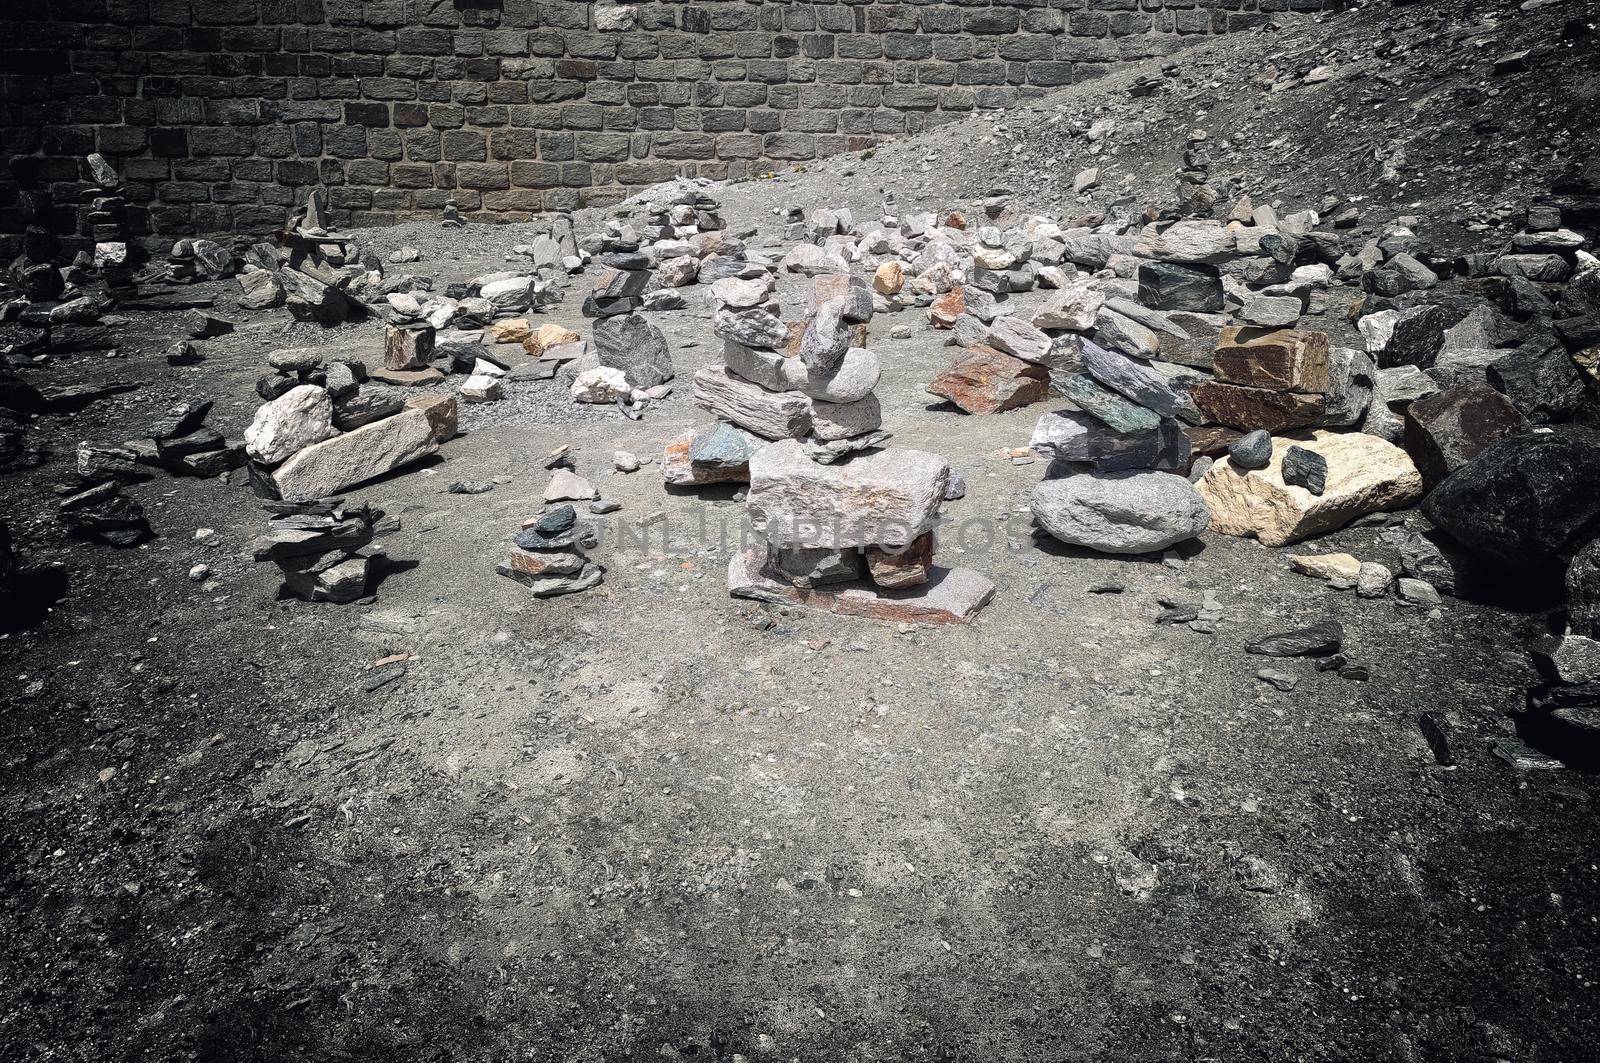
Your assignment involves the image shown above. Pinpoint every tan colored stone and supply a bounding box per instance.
[1211,327,1330,393]
[523,323,583,356]
[488,318,532,344]
[926,344,1049,414]
[405,394,458,442]
[873,261,905,296]
[1197,430,1422,547]
[1287,552,1362,583]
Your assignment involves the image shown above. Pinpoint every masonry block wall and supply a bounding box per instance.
[2,0,1336,252]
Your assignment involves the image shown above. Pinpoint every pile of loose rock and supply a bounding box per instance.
[586,184,732,313]
[252,496,392,604]
[246,348,457,501]
[117,398,245,479]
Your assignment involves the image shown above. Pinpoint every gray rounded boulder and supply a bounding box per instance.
[1031,470,1211,555]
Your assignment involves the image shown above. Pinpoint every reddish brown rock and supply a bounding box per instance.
[866,533,935,589]
[662,430,751,486]
[1182,424,1245,457]
[369,366,445,387]
[927,344,1050,414]
[1402,382,1530,488]
[929,289,966,329]
[1211,327,1330,393]
[505,546,585,578]
[1191,381,1325,432]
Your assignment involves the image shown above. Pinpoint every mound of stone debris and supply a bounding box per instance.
[245,347,457,501]
[252,496,395,604]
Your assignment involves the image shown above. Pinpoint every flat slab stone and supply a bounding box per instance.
[272,409,439,501]
[728,548,993,626]
[746,440,950,549]
[692,365,813,440]
[1197,429,1422,547]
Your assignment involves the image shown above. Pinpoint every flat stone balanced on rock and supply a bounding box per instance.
[498,503,604,598]
[728,440,994,625]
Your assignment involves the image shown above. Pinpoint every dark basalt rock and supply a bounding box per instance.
[1228,429,1272,470]
[1422,428,1600,570]
[1568,538,1600,639]
[1281,445,1327,495]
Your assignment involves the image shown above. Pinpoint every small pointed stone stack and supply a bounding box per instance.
[59,480,149,547]
[81,153,134,290]
[498,503,604,598]
[253,497,391,604]
[583,248,653,319]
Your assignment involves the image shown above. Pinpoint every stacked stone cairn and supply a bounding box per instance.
[81,153,135,292]
[585,183,731,312]
[253,496,392,604]
[245,347,457,501]
[497,502,604,599]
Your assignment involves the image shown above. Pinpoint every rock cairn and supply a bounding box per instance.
[498,502,604,599]
[245,348,457,501]
[253,496,391,604]
[58,480,149,548]
[586,183,729,313]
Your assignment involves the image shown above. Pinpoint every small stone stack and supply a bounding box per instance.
[59,480,149,547]
[253,497,390,604]
[583,249,653,319]
[82,154,134,290]
[165,239,236,285]
[122,399,246,478]
[498,503,604,598]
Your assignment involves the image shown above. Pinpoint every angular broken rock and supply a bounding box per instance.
[1031,471,1210,555]
[1211,327,1330,393]
[865,533,935,589]
[723,339,807,394]
[406,394,458,443]
[927,344,1049,415]
[1079,339,1192,423]
[271,409,439,501]
[1030,408,1190,473]
[384,325,434,371]
[594,312,674,388]
[544,469,597,502]
[244,384,337,466]
[1190,381,1327,433]
[693,366,812,440]
[1403,382,1530,489]
[1422,429,1600,570]
[746,439,948,549]
[1280,445,1328,495]
[1288,552,1362,584]
[810,394,883,441]
[1137,261,1223,313]
[728,548,993,626]
[1198,430,1422,547]
[662,429,753,486]
[985,315,1053,364]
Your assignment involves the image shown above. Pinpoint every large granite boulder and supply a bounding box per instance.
[746,440,949,549]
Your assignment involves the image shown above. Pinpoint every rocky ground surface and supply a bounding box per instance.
[6,2,1600,1061]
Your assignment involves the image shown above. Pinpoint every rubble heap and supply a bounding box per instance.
[498,502,604,599]
[253,496,393,604]
[117,398,245,479]
[586,183,732,312]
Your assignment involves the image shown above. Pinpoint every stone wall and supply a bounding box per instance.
[2,0,1336,251]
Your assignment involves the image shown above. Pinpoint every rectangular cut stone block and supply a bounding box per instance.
[272,409,439,501]
[1211,327,1330,393]
[728,548,992,626]
[1190,381,1326,432]
[746,439,949,548]
[692,365,813,440]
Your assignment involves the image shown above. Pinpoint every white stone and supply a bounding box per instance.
[746,440,949,549]
[244,384,337,465]
[571,366,630,403]
[271,409,439,501]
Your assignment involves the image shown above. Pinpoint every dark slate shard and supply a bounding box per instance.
[1422,428,1600,569]
[1246,620,1344,658]
[1568,538,1600,639]
[1281,445,1327,495]
[1228,429,1272,470]
[1058,373,1160,434]
[593,312,673,388]
[599,252,650,271]
[1486,335,1591,424]
[150,400,212,440]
